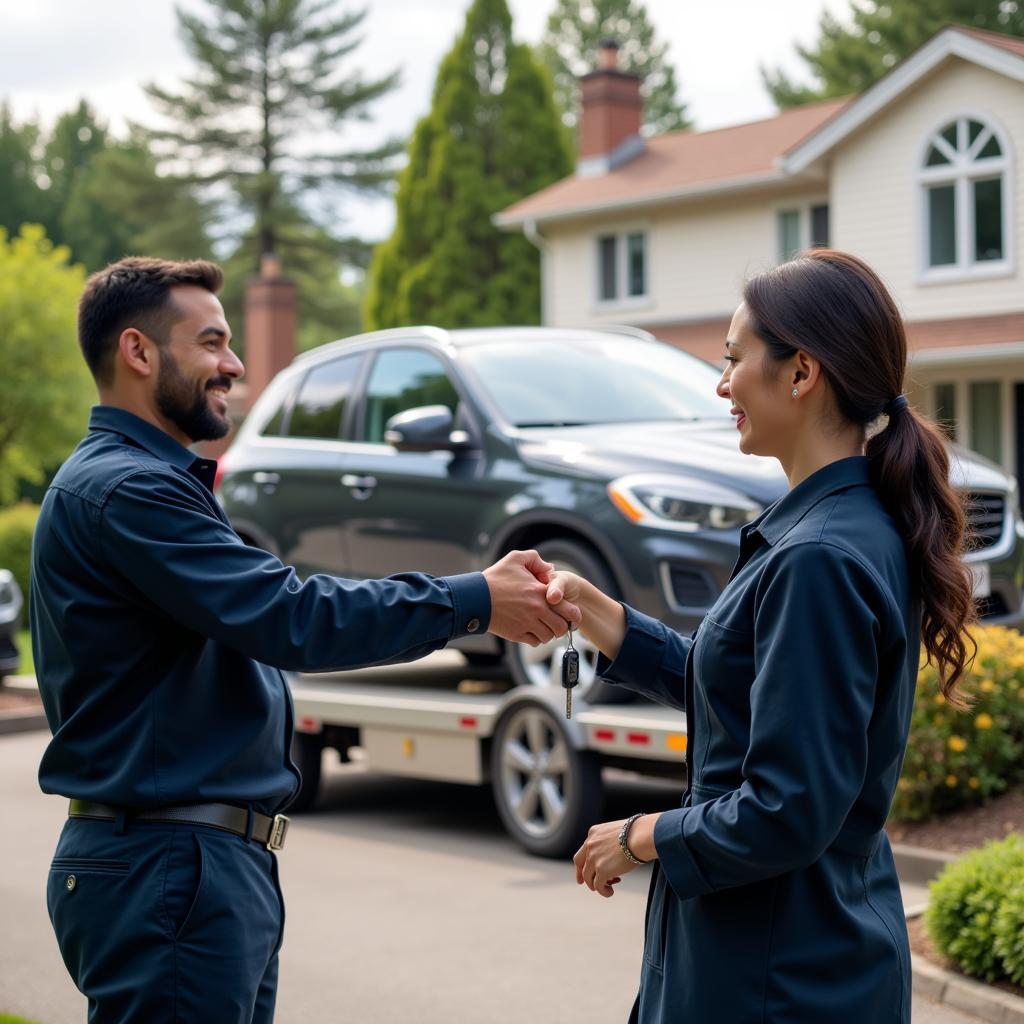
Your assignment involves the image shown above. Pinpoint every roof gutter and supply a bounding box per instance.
[522,219,550,324]
[494,168,793,230]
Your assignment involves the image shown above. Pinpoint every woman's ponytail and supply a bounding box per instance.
[744,250,977,703]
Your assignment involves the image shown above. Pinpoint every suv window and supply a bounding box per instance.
[287,355,363,440]
[361,349,459,444]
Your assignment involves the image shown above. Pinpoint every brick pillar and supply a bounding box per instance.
[243,253,297,411]
[578,39,643,162]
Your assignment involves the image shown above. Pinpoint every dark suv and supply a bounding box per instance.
[218,326,1024,701]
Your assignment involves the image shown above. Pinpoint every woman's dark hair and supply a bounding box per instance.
[743,249,975,704]
[78,256,224,385]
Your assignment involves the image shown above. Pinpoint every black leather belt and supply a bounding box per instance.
[68,799,289,852]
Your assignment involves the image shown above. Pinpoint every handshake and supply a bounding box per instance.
[481,549,583,646]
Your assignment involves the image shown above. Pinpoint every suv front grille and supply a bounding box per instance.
[965,492,1006,553]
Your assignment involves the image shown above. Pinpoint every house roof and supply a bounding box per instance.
[494,98,850,228]
[497,23,1024,229]
[783,23,1024,172]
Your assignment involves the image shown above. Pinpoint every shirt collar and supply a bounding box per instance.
[746,456,872,547]
[88,405,219,491]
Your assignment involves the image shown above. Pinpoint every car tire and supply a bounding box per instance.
[505,538,629,705]
[490,700,603,858]
[287,731,324,813]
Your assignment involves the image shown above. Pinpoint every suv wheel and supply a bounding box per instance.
[505,538,628,705]
[491,701,602,857]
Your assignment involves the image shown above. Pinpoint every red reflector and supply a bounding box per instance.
[594,729,616,742]
[459,717,477,729]
[627,733,650,746]
[300,717,317,730]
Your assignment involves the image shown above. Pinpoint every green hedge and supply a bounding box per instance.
[926,833,1024,982]
[892,626,1024,822]
[0,502,38,608]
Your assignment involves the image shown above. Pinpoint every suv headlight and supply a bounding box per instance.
[608,474,762,533]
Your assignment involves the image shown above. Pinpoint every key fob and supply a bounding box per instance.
[562,648,580,688]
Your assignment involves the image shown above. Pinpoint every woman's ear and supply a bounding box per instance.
[792,350,822,393]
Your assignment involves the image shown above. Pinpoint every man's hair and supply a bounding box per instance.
[78,256,224,385]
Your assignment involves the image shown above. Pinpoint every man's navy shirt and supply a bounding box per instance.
[32,406,491,815]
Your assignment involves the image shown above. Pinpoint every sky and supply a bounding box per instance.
[1,0,850,243]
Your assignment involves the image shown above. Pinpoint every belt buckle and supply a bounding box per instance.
[267,813,290,852]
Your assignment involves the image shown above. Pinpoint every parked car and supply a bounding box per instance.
[217,326,1024,702]
[0,569,23,681]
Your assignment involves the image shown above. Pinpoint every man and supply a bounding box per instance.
[32,256,578,1023]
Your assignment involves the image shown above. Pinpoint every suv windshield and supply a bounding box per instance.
[459,337,730,426]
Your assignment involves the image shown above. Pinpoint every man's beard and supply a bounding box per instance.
[155,349,232,443]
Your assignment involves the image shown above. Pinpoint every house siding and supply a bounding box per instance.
[831,58,1024,324]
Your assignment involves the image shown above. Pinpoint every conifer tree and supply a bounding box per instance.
[142,0,401,271]
[764,0,1024,109]
[365,0,572,329]
[539,0,691,136]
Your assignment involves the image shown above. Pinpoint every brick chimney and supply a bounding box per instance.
[243,252,297,410]
[577,39,644,176]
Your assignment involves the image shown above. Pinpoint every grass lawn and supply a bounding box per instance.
[15,629,33,676]
[0,1014,43,1023]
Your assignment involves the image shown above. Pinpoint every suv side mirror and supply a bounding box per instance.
[384,405,473,452]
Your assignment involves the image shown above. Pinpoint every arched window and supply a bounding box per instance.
[919,116,1011,277]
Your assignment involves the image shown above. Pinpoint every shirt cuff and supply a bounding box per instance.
[653,807,714,901]
[443,572,492,639]
[595,604,669,683]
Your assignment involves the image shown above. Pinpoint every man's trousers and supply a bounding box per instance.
[47,816,284,1023]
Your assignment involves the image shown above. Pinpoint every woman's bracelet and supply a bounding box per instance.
[618,812,650,865]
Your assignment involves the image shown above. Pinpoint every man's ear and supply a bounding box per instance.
[117,329,157,379]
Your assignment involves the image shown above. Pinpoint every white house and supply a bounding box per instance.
[496,27,1024,482]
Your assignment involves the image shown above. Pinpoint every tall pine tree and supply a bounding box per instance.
[539,0,691,136]
[364,0,572,330]
[143,0,401,271]
[764,0,1024,109]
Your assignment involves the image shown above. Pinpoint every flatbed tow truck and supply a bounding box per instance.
[287,655,687,857]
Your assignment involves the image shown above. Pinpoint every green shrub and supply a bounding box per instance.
[993,864,1024,984]
[926,833,1024,981]
[892,626,1024,822]
[0,502,39,605]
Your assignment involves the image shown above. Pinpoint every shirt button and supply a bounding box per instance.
[65,874,77,892]
[466,618,480,633]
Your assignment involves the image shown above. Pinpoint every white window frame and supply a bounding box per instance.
[916,112,1015,285]
[927,374,1014,476]
[773,198,830,264]
[592,226,652,312]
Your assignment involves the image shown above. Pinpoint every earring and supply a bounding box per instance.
[792,388,799,397]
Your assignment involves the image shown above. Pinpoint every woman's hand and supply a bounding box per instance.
[545,570,627,662]
[574,813,661,898]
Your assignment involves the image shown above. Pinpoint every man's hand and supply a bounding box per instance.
[483,550,580,645]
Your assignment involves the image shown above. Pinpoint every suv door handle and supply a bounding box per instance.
[252,472,280,485]
[341,474,377,500]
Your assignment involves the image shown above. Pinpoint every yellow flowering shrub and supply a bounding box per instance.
[891,626,1024,822]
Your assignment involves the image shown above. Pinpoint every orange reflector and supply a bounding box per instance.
[459,716,477,729]
[627,733,650,745]
[666,734,687,752]
[594,729,616,742]
[402,738,415,758]
[607,488,644,523]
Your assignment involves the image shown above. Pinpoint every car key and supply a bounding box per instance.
[562,625,580,719]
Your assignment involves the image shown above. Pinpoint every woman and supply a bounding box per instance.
[545,250,976,1023]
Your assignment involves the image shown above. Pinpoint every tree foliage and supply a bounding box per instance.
[538,0,691,135]
[365,0,572,330]
[764,0,1024,108]
[0,226,92,504]
[143,0,401,273]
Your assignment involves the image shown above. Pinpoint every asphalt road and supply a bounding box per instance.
[0,655,986,1024]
